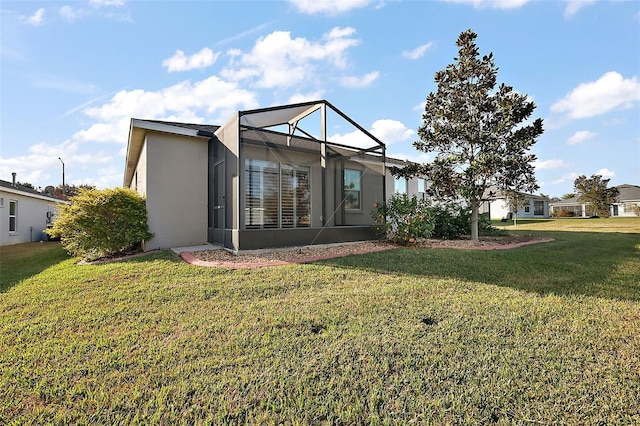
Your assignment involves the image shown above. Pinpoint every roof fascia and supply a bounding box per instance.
[0,186,69,203]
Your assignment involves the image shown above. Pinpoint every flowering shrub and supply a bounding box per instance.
[371,194,434,245]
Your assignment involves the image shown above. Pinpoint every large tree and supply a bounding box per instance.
[393,29,544,240]
[574,174,619,217]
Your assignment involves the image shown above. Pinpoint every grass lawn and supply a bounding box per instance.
[1,219,639,424]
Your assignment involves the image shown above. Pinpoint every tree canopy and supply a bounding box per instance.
[574,174,619,217]
[392,29,544,240]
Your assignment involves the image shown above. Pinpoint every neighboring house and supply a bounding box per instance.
[479,187,550,220]
[0,175,68,246]
[385,157,430,201]
[549,184,640,217]
[124,100,389,252]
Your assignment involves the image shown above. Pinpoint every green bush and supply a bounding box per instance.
[46,187,153,261]
[371,194,434,245]
[430,203,499,239]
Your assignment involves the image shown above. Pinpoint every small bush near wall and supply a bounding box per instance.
[371,195,434,245]
[46,188,153,261]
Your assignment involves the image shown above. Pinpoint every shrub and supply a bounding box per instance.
[556,209,575,218]
[429,203,500,239]
[371,194,434,245]
[46,187,153,261]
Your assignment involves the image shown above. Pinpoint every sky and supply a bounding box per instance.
[1,0,639,198]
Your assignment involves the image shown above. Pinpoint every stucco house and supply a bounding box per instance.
[479,187,550,220]
[124,100,393,252]
[0,175,68,246]
[549,184,640,217]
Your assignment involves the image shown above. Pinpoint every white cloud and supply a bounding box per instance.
[534,158,571,170]
[330,119,414,148]
[162,48,220,72]
[73,76,259,144]
[59,5,84,22]
[551,71,640,120]
[221,27,360,89]
[567,130,596,145]
[288,90,326,104]
[564,0,596,17]
[0,139,112,188]
[595,168,615,178]
[551,172,579,185]
[403,42,434,60]
[90,0,125,7]
[340,71,379,88]
[27,8,45,26]
[288,0,373,15]
[387,152,431,164]
[442,0,530,9]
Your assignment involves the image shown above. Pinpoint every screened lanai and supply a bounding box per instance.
[209,100,387,251]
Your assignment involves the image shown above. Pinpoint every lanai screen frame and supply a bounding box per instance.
[237,100,386,230]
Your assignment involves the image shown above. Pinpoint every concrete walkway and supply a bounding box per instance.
[171,244,222,255]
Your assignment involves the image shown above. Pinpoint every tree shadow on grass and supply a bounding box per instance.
[0,242,70,292]
[320,231,640,302]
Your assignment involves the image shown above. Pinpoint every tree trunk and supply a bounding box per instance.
[471,200,479,241]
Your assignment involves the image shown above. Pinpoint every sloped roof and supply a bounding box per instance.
[237,100,385,150]
[616,184,640,202]
[0,180,66,202]
[143,120,219,136]
[482,185,548,201]
[124,119,216,187]
[550,184,640,206]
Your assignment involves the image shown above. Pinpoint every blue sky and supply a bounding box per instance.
[1,0,638,197]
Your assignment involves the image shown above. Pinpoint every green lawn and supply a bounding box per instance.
[1,219,639,424]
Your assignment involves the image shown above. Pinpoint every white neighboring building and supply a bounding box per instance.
[0,176,68,246]
[549,184,640,217]
[480,187,550,220]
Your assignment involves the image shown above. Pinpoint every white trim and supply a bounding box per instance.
[130,119,204,138]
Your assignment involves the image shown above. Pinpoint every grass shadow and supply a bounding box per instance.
[320,231,640,301]
[0,242,70,292]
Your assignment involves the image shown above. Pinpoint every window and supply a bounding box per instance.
[9,200,17,233]
[524,205,530,213]
[394,177,407,194]
[245,159,310,229]
[534,200,544,216]
[344,169,361,210]
[281,164,310,228]
[418,179,427,201]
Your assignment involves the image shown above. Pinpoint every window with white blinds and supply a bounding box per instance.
[245,159,310,229]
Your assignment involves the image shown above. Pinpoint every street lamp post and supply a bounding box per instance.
[58,157,65,194]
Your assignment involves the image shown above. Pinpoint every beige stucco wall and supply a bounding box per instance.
[0,190,64,245]
[140,132,208,251]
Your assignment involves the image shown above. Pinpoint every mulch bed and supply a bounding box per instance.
[183,234,554,269]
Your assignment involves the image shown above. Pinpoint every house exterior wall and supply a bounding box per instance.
[612,202,640,217]
[138,132,208,250]
[0,188,64,245]
[482,197,549,220]
[219,141,384,251]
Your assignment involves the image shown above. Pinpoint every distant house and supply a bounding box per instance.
[0,175,68,246]
[124,100,391,252]
[480,187,550,220]
[549,184,640,217]
[385,157,430,201]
